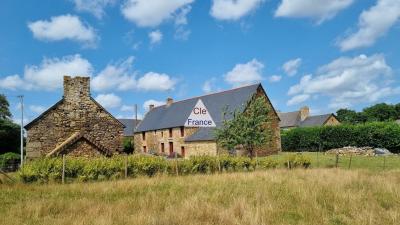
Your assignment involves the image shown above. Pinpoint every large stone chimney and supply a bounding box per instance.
[299,106,309,121]
[63,76,90,102]
[166,97,173,106]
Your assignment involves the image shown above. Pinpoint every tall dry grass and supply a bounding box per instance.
[1,169,399,225]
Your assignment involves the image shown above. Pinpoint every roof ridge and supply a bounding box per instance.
[150,83,260,110]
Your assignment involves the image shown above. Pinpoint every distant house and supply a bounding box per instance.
[134,83,281,158]
[278,106,340,129]
[118,119,141,137]
[24,76,125,159]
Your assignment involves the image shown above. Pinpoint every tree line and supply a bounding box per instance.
[0,94,21,155]
[336,103,400,124]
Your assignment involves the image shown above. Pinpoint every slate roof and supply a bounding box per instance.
[277,111,300,128]
[278,111,335,128]
[136,83,279,142]
[299,114,333,127]
[118,119,141,136]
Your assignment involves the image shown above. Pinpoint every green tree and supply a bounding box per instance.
[123,137,134,154]
[0,94,11,120]
[215,96,271,158]
[336,109,367,124]
[0,119,20,154]
[363,103,398,122]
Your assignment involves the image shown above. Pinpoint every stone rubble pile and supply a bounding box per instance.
[325,146,392,156]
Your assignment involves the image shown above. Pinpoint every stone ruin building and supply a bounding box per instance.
[24,76,125,158]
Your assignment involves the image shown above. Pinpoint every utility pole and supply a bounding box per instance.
[17,95,24,167]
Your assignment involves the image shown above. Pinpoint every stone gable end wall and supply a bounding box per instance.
[26,77,124,159]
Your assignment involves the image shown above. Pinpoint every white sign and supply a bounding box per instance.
[185,99,216,127]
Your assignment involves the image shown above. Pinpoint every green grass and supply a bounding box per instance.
[1,169,399,225]
[269,152,400,170]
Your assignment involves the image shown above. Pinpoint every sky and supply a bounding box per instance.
[0,0,399,125]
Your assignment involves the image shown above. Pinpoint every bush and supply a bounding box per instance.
[283,154,311,169]
[0,119,21,154]
[0,152,20,171]
[18,155,282,183]
[281,122,400,153]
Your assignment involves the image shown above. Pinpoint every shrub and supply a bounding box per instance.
[0,152,20,170]
[281,122,400,153]
[283,154,311,169]
[18,155,281,183]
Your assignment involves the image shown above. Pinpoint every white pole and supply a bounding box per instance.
[18,95,24,167]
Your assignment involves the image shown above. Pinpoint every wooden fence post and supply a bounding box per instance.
[335,154,339,168]
[175,153,179,176]
[62,154,66,184]
[125,154,128,179]
[348,154,352,169]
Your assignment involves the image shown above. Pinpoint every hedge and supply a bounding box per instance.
[281,122,400,153]
[18,155,309,183]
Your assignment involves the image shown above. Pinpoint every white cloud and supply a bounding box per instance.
[136,72,177,91]
[287,94,310,106]
[28,14,97,47]
[275,0,354,24]
[92,56,137,91]
[224,59,264,87]
[29,105,46,114]
[95,93,122,108]
[287,54,398,109]
[283,58,302,76]
[0,54,93,91]
[174,6,192,40]
[121,0,194,27]
[202,77,219,93]
[72,0,116,19]
[210,0,264,20]
[0,75,25,90]
[143,99,165,111]
[338,0,400,51]
[149,30,163,44]
[268,75,282,83]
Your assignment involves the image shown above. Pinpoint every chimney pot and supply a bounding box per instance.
[166,97,173,106]
[149,104,155,110]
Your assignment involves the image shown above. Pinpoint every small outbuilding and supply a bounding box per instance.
[24,76,125,159]
[278,106,340,129]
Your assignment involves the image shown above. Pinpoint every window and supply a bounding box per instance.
[143,146,147,153]
[169,142,173,155]
[161,143,165,153]
[161,131,164,137]
[142,132,145,141]
[180,126,184,137]
[181,146,185,157]
[169,128,173,137]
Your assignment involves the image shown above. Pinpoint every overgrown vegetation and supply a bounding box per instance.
[281,122,400,153]
[215,96,271,158]
[122,137,134,154]
[18,155,285,183]
[1,170,400,225]
[0,152,20,170]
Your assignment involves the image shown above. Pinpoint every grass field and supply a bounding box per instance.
[1,169,400,225]
[269,152,400,170]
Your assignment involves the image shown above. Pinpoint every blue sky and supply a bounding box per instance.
[1,0,399,124]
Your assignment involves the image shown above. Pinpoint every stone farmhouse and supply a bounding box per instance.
[278,106,340,129]
[118,119,141,138]
[24,76,125,159]
[134,83,281,158]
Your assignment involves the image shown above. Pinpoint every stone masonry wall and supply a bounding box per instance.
[26,76,124,158]
[134,127,199,158]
